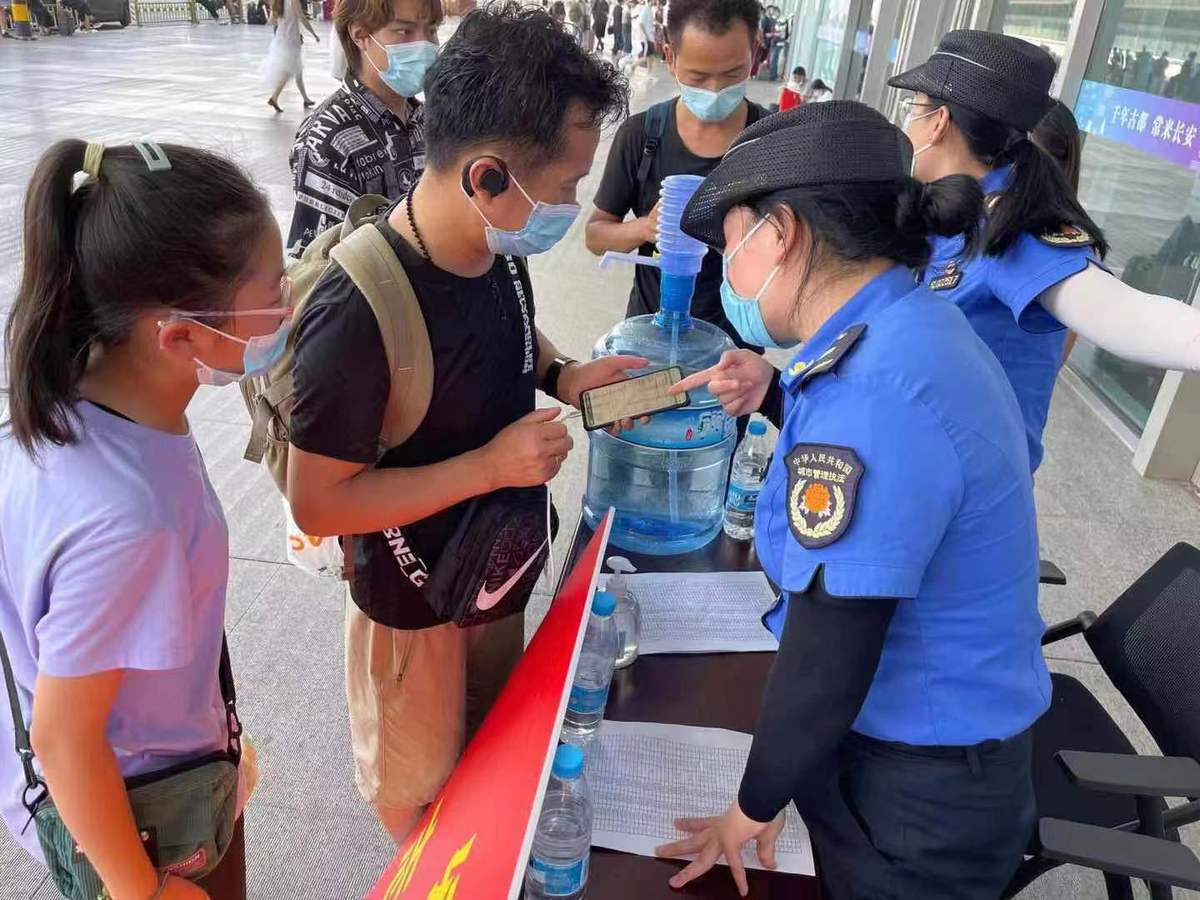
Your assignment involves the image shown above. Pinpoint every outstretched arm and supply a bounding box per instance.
[1041,263,1200,371]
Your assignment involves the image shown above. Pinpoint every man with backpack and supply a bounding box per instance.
[586,0,767,349]
[281,3,634,845]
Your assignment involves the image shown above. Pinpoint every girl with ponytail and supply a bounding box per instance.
[890,29,1200,472]
[658,102,1048,899]
[1,139,282,899]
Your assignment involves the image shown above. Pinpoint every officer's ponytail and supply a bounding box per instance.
[945,100,1108,259]
[896,174,984,252]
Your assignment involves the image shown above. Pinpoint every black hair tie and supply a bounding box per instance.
[1002,131,1030,156]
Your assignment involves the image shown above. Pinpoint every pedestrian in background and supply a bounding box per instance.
[591,0,608,52]
[635,0,653,69]
[263,0,319,112]
[609,0,623,57]
[567,0,585,45]
[287,0,440,254]
[1,139,284,900]
[778,65,806,110]
[621,0,632,60]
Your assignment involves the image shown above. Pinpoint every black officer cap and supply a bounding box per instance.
[680,100,912,250]
[888,29,1056,133]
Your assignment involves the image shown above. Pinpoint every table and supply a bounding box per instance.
[560,518,825,900]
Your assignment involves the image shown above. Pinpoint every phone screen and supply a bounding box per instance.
[580,367,688,431]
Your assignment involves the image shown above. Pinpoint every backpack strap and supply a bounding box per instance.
[636,99,672,198]
[329,224,433,452]
[240,194,394,467]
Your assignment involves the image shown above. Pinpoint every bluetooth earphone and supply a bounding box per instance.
[461,157,511,198]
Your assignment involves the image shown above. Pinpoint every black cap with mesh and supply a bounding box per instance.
[888,29,1055,132]
[680,100,912,250]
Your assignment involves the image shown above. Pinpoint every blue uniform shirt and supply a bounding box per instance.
[923,166,1097,472]
[756,265,1051,746]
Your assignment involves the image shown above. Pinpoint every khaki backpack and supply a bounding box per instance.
[240,194,434,494]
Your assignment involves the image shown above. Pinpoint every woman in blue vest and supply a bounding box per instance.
[662,102,1049,899]
[889,30,1200,472]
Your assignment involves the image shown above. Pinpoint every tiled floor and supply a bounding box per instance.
[1,21,1198,900]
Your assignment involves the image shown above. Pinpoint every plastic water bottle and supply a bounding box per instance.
[525,743,592,900]
[562,592,619,742]
[724,420,771,541]
[607,556,641,669]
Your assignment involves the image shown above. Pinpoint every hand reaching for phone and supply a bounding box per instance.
[669,351,777,418]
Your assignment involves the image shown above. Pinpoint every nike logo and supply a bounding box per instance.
[475,541,547,611]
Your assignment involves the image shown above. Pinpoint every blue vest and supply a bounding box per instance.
[923,166,1096,472]
[756,266,1051,746]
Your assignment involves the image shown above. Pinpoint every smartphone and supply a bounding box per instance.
[580,366,689,432]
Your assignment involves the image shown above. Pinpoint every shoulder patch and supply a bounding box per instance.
[928,260,962,292]
[797,324,867,389]
[1038,223,1093,248]
[786,444,863,549]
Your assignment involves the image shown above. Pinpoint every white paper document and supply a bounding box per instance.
[598,571,780,654]
[589,720,815,876]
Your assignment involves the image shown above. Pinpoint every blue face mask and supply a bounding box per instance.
[370,37,437,98]
[466,174,581,257]
[678,79,747,122]
[720,218,796,350]
[175,305,291,387]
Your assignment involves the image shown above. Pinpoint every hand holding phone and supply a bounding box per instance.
[580,367,689,432]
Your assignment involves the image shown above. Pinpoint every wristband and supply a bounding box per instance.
[542,356,576,403]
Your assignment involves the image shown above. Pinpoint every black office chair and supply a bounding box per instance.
[1006,542,1200,899]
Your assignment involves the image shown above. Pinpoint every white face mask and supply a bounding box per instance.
[904,106,941,177]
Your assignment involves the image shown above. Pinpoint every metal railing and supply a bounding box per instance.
[132,0,199,25]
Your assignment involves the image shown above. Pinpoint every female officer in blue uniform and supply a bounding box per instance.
[660,102,1049,899]
[889,30,1200,472]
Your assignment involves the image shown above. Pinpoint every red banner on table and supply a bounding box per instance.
[367,512,613,900]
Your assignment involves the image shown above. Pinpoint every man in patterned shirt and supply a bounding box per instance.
[286,0,443,255]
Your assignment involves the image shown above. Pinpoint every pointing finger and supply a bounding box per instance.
[669,366,719,395]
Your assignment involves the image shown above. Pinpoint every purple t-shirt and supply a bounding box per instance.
[0,403,229,862]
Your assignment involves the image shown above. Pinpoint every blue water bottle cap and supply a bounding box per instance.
[748,420,767,436]
[553,743,585,780]
[592,591,617,617]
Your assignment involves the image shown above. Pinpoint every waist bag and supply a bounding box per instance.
[0,632,242,898]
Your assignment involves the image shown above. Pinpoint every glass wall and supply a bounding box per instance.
[989,0,1079,64]
[789,0,854,84]
[1070,0,1200,430]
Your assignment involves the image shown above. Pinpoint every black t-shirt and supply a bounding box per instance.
[290,204,539,627]
[593,98,767,347]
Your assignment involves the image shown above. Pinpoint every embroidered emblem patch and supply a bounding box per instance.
[786,444,863,549]
[928,261,962,292]
[1038,223,1092,248]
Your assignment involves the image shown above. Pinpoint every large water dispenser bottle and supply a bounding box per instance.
[583,174,736,556]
